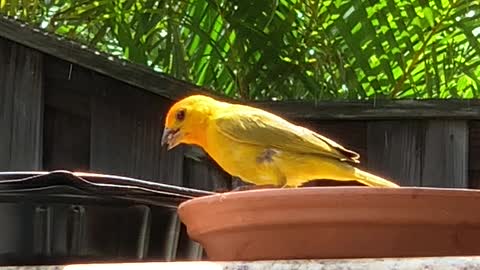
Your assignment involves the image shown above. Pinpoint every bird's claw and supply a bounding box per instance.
[232,184,278,192]
[215,184,288,193]
[214,187,230,193]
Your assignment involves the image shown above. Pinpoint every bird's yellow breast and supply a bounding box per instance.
[204,125,282,185]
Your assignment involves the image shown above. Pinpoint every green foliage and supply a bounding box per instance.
[2,0,480,100]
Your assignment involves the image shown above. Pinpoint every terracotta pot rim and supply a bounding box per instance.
[179,186,480,207]
[178,186,480,238]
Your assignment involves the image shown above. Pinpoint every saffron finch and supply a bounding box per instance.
[161,95,399,188]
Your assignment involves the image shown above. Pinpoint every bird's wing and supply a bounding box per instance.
[214,107,360,163]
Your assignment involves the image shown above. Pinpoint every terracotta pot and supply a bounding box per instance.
[177,187,480,261]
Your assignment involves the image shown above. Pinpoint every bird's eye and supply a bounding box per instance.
[176,109,186,121]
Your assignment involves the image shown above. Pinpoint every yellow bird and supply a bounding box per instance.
[161,95,399,188]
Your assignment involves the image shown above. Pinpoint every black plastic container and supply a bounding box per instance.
[0,171,212,266]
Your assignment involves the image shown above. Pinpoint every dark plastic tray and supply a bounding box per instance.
[0,171,213,266]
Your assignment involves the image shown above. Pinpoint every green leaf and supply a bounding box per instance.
[423,7,434,27]
[457,75,471,91]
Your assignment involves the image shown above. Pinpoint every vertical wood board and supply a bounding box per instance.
[0,38,14,169]
[468,121,480,188]
[183,156,232,191]
[89,77,184,185]
[366,121,424,186]
[0,38,43,170]
[422,120,468,188]
[42,106,91,171]
[300,120,367,164]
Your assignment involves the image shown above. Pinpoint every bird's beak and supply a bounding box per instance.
[161,127,181,150]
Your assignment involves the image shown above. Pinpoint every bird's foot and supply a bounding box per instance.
[215,184,288,193]
[231,184,278,192]
[214,187,230,193]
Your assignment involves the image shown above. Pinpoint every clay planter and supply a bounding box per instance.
[177,187,480,261]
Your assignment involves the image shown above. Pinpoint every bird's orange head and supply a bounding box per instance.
[161,94,222,150]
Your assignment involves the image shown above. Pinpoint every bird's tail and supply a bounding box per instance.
[352,167,400,188]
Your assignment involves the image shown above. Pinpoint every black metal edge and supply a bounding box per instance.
[0,190,183,209]
[0,171,214,199]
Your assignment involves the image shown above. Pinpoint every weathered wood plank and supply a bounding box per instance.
[183,156,231,191]
[43,106,91,172]
[256,99,480,120]
[89,78,184,185]
[42,50,188,186]
[468,121,480,171]
[468,121,480,188]
[43,56,94,118]
[10,45,44,170]
[366,121,424,186]
[0,38,43,170]
[0,38,14,169]
[300,120,367,164]
[469,171,480,189]
[421,120,468,188]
